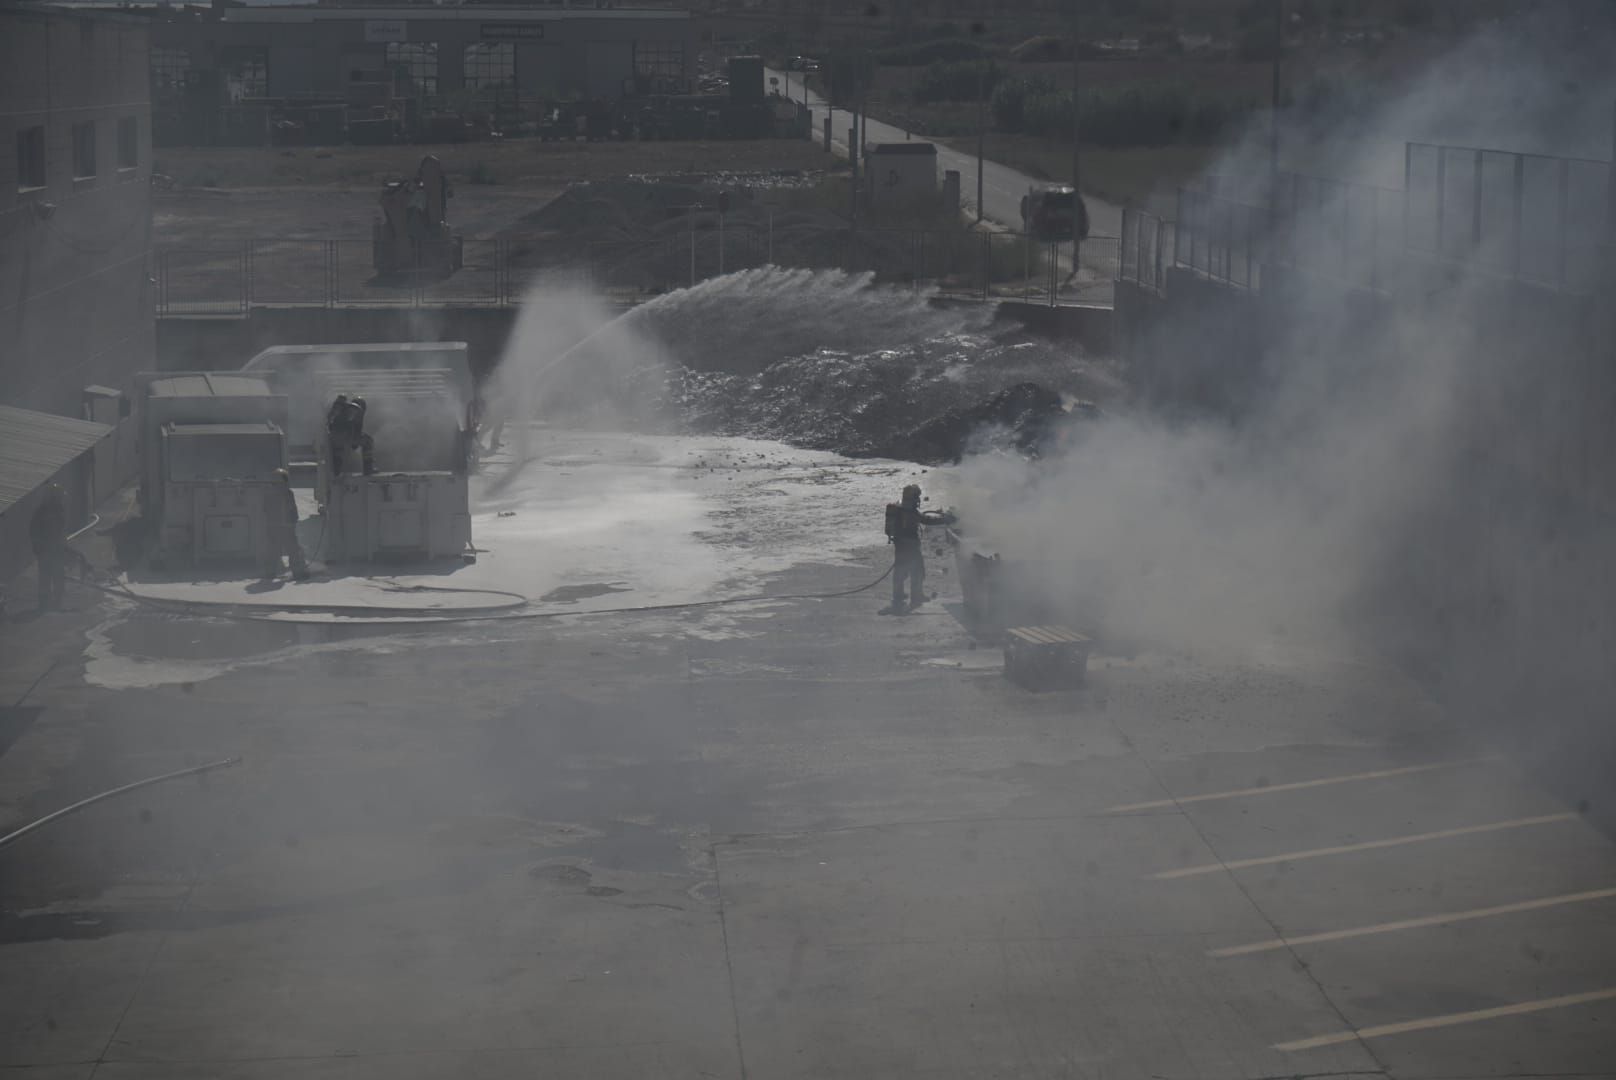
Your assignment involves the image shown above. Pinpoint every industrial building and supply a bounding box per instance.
[148,5,699,144]
[0,1,152,585]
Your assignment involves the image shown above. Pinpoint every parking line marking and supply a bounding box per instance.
[1211,886,1616,957]
[1108,757,1495,814]
[1153,812,1578,880]
[1274,987,1616,1051]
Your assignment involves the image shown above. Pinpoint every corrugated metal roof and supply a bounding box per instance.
[0,405,112,516]
[148,374,275,398]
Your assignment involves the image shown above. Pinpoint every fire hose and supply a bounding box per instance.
[0,757,241,852]
[0,558,905,848]
[79,561,897,626]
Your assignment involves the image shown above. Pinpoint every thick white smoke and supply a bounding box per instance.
[954,9,1614,664]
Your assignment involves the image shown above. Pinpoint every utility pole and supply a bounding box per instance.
[851,49,869,233]
[976,61,986,224]
[1070,0,1082,282]
[687,204,698,287]
[1609,97,1616,250]
[1271,0,1284,204]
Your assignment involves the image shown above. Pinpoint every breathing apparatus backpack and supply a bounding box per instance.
[884,502,903,541]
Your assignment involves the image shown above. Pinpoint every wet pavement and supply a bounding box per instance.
[2,430,1614,1079]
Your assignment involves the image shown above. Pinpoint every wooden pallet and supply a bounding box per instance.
[1004,625,1091,689]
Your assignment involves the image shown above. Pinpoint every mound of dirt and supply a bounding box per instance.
[668,335,1111,464]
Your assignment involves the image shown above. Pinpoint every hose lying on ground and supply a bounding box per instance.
[80,562,897,627]
[0,757,241,852]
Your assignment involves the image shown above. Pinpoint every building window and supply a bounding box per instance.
[386,42,439,98]
[72,121,97,180]
[118,117,138,170]
[17,125,46,189]
[151,46,191,106]
[220,47,268,102]
[635,42,684,77]
[463,42,516,92]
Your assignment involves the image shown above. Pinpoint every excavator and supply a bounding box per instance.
[373,155,464,278]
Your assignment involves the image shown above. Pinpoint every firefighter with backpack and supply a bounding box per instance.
[882,483,954,615]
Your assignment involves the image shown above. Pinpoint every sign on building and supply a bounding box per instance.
[364,20,407,43]
[481,23,545,41]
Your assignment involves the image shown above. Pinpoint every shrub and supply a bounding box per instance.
[914,60,1002,103]
[876,38,990,66]
[826,51,877,106]
[990,79,1251,148]
[1237,23,1278,61]
[1009,35,1067,63]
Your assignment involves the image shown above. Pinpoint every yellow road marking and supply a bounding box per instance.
[1211,886,1616,957]
[1274,987,1616,1052]
[1153,812,1578,880]
[1108,757,1495,814]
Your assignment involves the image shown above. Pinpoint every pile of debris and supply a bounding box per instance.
[669,335,1113,464]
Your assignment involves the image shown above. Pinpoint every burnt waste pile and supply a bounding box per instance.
[536,268,1116,463]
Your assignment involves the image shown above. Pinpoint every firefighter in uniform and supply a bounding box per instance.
[29,485,68,612]
[326,394,375,477]
[262,468,311,581]
[883,483,953,614]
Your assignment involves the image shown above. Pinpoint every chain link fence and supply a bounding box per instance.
[1168,146,1612,297]
[1405,142,1611,293]
[155,228,1119,315]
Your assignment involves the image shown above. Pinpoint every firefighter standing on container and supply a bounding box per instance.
[883,483,952,614]
[262,468,310,581]
[326,393,375,476]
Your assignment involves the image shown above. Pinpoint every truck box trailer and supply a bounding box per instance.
[155,421,287,567]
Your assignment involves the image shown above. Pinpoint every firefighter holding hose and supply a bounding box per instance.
[882,483,954,615]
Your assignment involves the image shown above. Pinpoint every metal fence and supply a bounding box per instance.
[1168,148,1612,297]
[1273,172,1405,293]
[1405,142,1611,293]
[155,229,1120,315]
[1119,206,1171,294]
[1173,189,1266,289]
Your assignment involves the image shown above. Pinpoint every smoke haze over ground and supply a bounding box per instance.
[483,4,1614,679]
[958,9,1613,671]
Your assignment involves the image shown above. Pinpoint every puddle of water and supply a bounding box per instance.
[575,820,693,875]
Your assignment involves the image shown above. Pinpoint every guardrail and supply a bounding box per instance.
[154,228,1121,316]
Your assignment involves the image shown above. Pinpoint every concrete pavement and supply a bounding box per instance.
[2,429,1615,1078]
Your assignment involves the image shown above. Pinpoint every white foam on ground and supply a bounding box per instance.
[117,431,938,614]
[88,432,952,686]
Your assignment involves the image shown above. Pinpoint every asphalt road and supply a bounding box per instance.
[2,430,1615,1078]
[770,68,1124,239]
